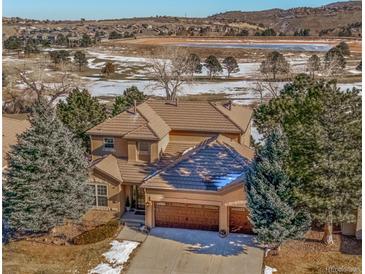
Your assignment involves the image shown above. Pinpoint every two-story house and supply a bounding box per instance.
[87,99,254,234]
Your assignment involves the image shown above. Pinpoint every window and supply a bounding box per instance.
[138,142,150,155]
[89,184,108,207]
[104,138,114,151]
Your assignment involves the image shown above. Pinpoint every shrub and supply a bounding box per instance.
[72,220,120,245]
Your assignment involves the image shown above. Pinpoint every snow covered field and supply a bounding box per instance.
[84,77,362,103]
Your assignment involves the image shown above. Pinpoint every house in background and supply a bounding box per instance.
[87,99,254,234]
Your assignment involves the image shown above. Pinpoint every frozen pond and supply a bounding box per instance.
[175,43,332,52]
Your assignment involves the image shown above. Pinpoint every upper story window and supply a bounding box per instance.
[103,137,114,151]
[138,141,150,155]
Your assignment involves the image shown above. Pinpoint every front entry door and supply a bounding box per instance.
[132,185,145,210]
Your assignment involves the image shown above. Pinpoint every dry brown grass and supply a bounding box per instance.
[2,238,112,274]
[2,210,120,274]
[265,231,362,274]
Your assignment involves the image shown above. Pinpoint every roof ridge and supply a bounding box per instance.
[210,102,243,133]
[124,123,158,138]
[137,103,168,138]
[143,135,218,182]
[216,137,249,166]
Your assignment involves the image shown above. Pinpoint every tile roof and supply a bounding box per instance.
[136,103,171,139]
[147,99,249,133]
[87,99,253,139]
[92,154,123,183]
[87,110,148,136]
[212,103,253,133]
[141,135,254,191]
[117,158,153,184]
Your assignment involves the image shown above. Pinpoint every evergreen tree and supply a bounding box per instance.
[57,88,107,149]
[49,50,70,65]
[307,54,321,79]
[24,39,39,56]
[187,53,202,77]
[260,51,290,80]
[4,36,22,50]
[80,33,92,47]
[3,101,94,233]
[254,75,361,244]
[101,62,116,77]
[74,51,87,71]
[324,47,346,75]
[204,55,222,79]
[112,86,147,116]
[336,41,351,56]
[246,129,311,251]
[223,56,240,78]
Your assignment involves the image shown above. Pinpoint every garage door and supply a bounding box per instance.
[155,202,219,231]
[229,207,252,233]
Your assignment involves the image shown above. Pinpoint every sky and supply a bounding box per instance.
[3,0,346,20]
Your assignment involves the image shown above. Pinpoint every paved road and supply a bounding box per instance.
[125,227,264,274]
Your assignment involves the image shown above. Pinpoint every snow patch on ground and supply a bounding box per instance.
[90,263,122,274]
[89,240,139,274]
[264,265,278,274]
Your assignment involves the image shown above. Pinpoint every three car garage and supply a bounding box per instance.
[154,202,252,233]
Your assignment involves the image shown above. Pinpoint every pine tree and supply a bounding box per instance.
[246,129,311,251]
[112,86,147,116]
[254,75,361,244]
[101,61,116,78]
[307,55,321,79]
[260,51,290,80]
[74,51,87,71]
[223,56,240,78]
[57,88,107,149]
[204,55,222,79]
[187,53,202,77]
[3,101,94,233]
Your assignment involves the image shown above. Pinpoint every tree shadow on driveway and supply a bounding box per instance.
[150,227,258,256]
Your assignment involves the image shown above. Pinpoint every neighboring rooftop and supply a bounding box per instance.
[87,99,253,138]
[141,135,254,191]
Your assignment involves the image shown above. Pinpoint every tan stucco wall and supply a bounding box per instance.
[158,134,169,154]
[240,125,251,147]
[144,184,247,232]
[90,135,128,160]
[128,141,137,161]
[91,170,124,212]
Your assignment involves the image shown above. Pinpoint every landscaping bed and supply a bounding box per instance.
[2,210,122,274]
[265,230,362,274]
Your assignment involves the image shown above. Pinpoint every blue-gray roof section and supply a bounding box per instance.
[142,135,253,191]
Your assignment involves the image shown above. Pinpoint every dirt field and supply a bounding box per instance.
[265,231,362,274]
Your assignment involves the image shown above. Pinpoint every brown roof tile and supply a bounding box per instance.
[87,99,253,138]
[212,103,253,133]
[146,99,245,133]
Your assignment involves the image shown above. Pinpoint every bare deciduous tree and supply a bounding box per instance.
[149,48,192,101]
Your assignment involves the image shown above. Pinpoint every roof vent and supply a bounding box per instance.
[223,100,232,110]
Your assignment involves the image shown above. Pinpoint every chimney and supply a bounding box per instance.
[133,99,137,114]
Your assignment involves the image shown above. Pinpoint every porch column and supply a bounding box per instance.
[145,194,154,228]
[219,204,229,232]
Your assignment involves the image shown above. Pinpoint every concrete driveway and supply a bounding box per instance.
[125,227,264,274]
